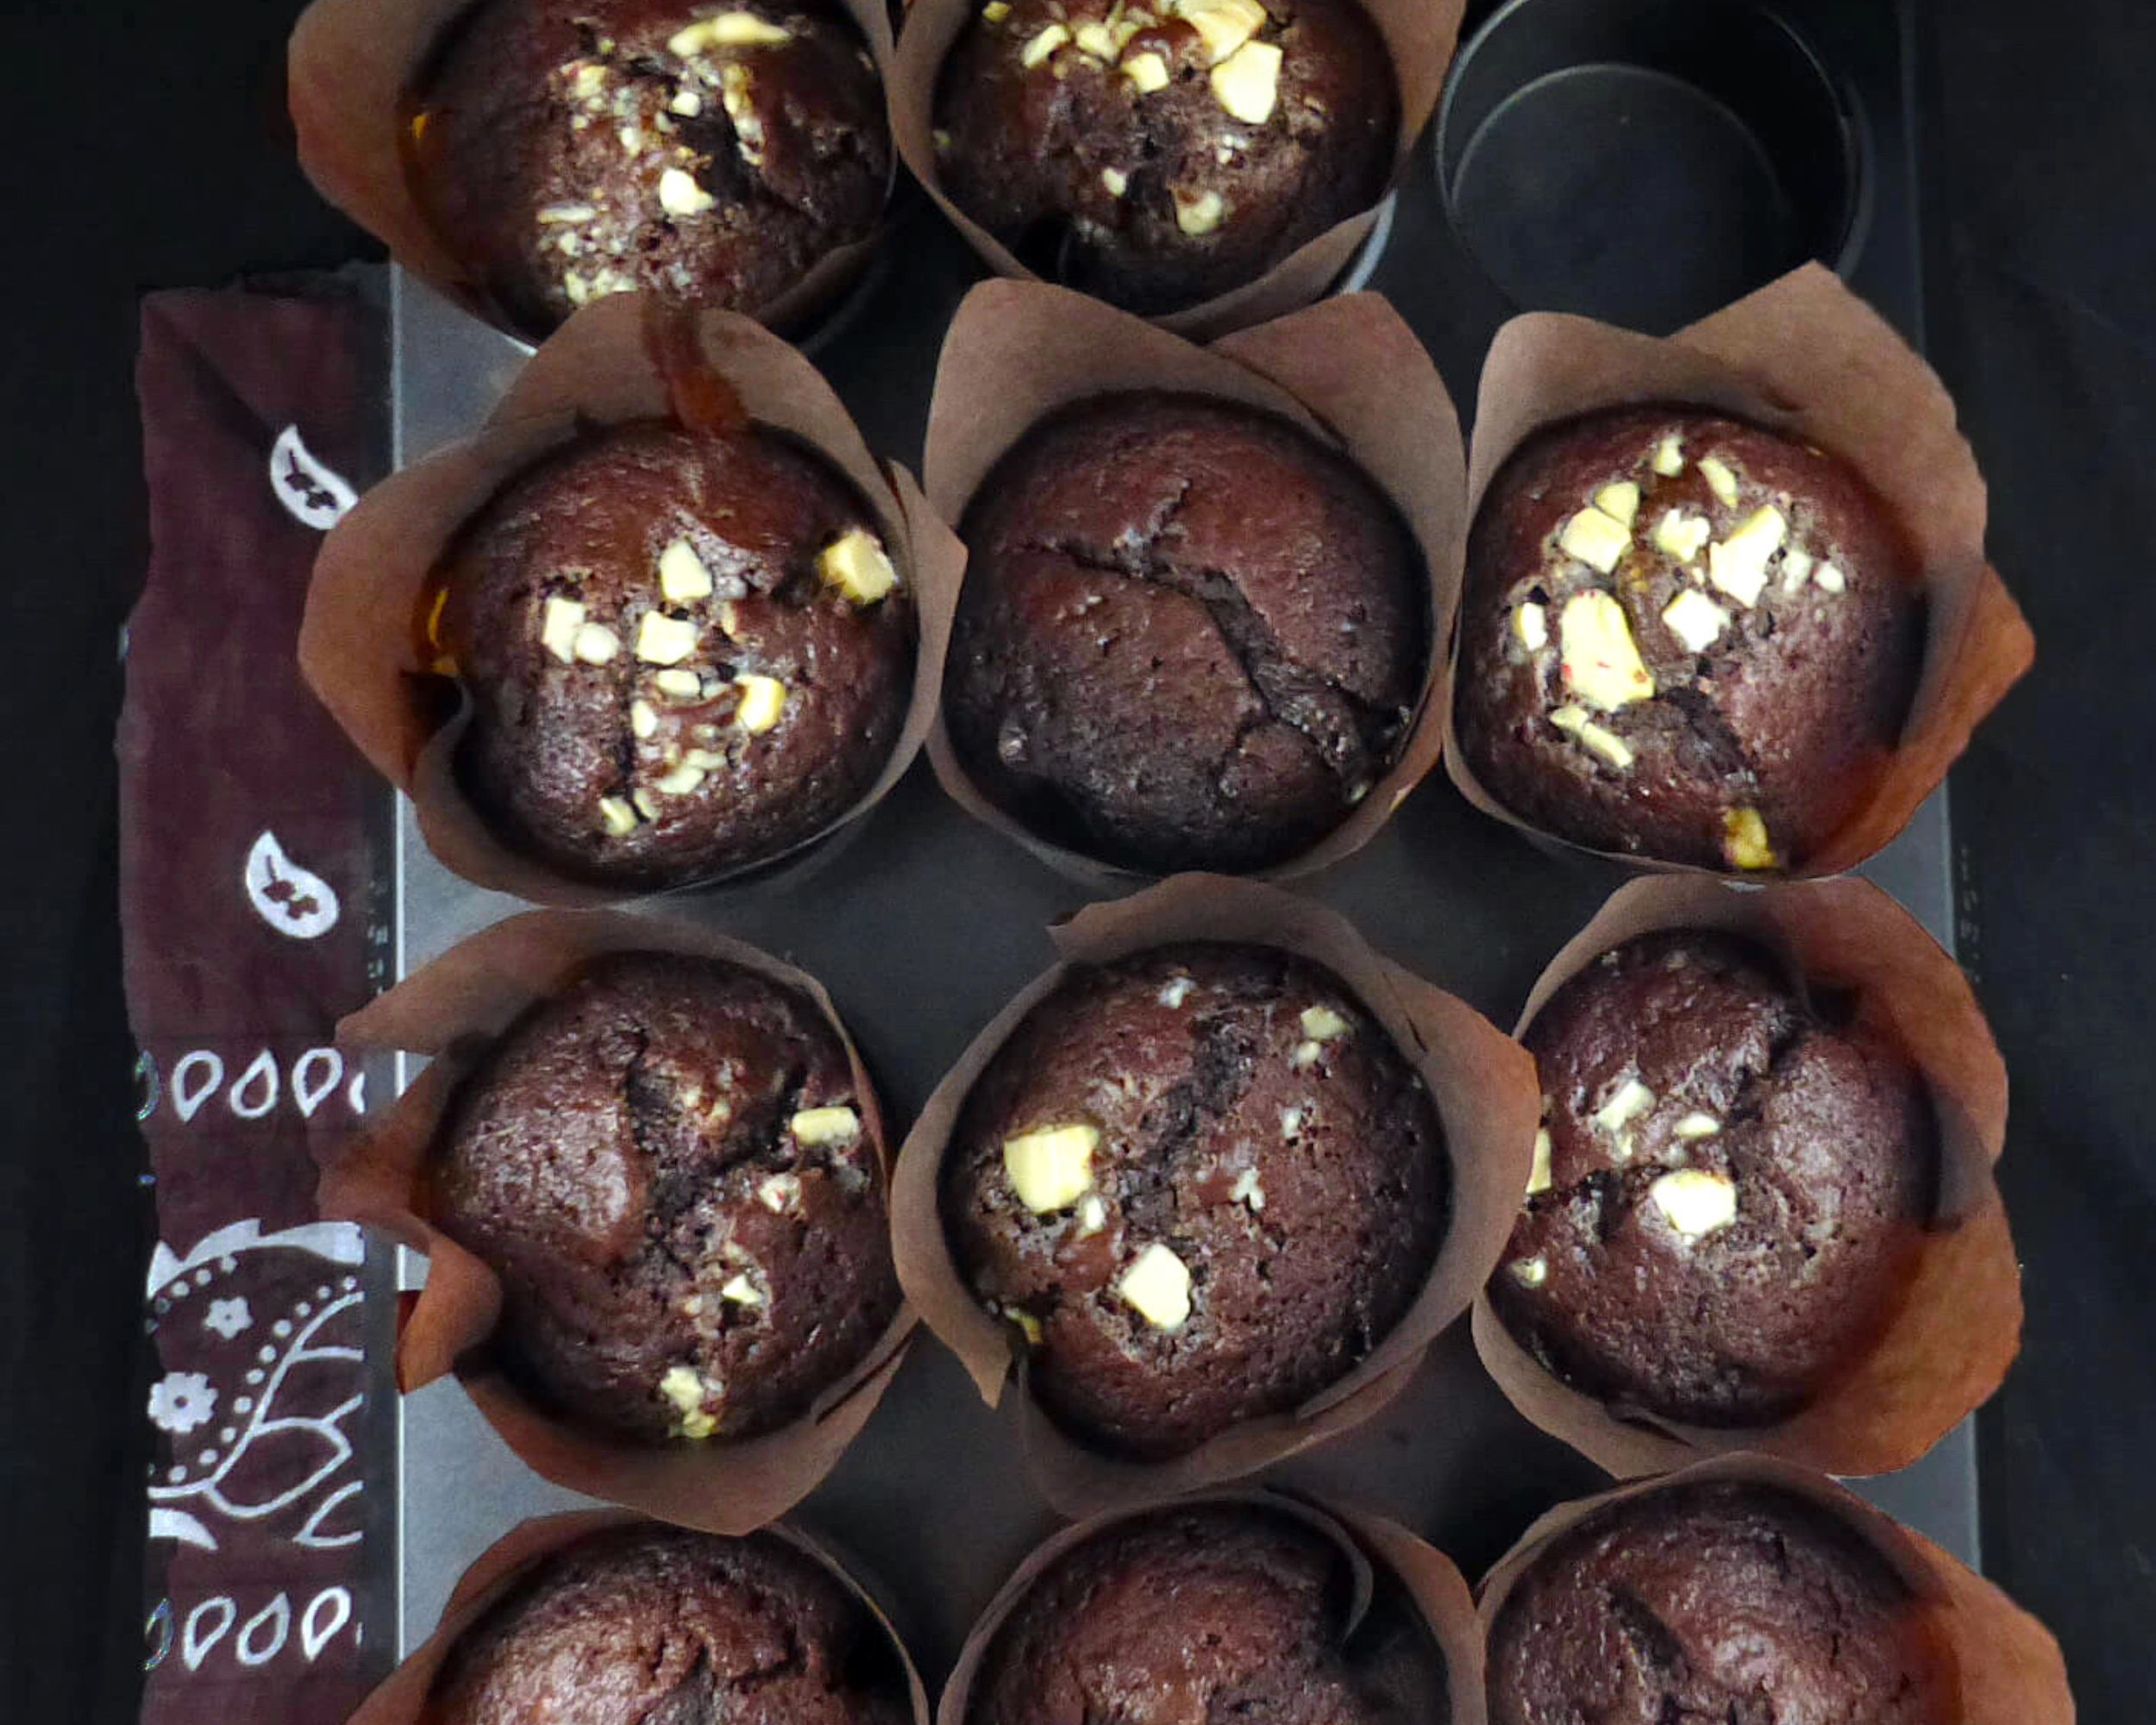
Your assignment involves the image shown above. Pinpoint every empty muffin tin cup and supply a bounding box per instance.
[1436,0,1865,333]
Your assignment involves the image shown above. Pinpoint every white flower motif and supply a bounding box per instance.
[148,1371,217,1436]
[202,1297,252,1339]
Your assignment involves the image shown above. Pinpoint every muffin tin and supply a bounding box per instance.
[360,0,1975,1685]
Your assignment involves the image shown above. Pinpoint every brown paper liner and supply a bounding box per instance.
[920,282,1465,887]
[1442,262,2036,878]
[890,874,1539,1515]
[289,0,899,342]
[1470,874,2020,1479]
[938,1488,1484,1725]
[298,292,964,906]
[352,1508,931,1725]
[890,0,1463,340]
[320,909,919,1534]
[1476,1454,2073,1725]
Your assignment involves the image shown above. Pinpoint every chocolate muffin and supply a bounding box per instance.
[971,1504,1414,1725]
[1455,405,1925,871]
[407,0,890,336]
[436,418,914,890]
[1491,932,1936,1427]
[433,950,902,1443]
[431,1523,911,1724]
[944,392,1428,874]
[932,0,1396,312]
[1486,1481,1955,1725]
[942,943,1446,1458]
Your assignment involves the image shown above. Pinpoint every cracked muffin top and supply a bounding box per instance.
[1455,405,1925,873]
[435,418,914,891]
[432,950,902,1445]
[971,1503,1414,1725]
[943,392,1428,874]
[1486,1481,1955,1725]
[429,1523,912,1725]
[931,0,1395,312]
[1491,932,1936,1428]
[941,942,1446,1458]
[406,0,890,337]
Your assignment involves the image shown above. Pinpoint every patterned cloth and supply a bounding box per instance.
[124,285,390,1722]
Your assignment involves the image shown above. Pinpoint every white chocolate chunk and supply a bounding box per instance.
[1175,0,1267,62]
[1209,39,1280,123]
[1651,436,1685,477]
[1101,166,1129,197]
[1779,545,1814,592]
[1118,1242,1193,1329]
[1002,1123,1099,1212]
[818,528,899,604]
[658,537,714,602]
[1077,1195,1108,1236]
[1513,600,1548,652]
[757,1173,800,1213]
[1526,1126,1553,1196]
[653,667,703,699]
[1279,1106,1303,1138]
[571,621,620,664]
[1074,19,1118,56]
[1662,587,1731,654]
[982,0,1011,17]
[1673,1112,1721,1139]
[1508,1255,1548,1288]
[636,611,701,664]
[598,795,639,836]
[630,699,659,739]
[1291,1039,1323,1069]
[1121,49,1170,91]
[1557,505,1632,575]
[1300,1004,1350,1041]
[1723,806,1777,871]
[1173,187,1226,235]
[1647,1168,1739,1239]
[669,12,791,53]
[1707,505,1787,608]
[1229,1166,1265,1209]
[671,89,705,116]
[658,1364,717,1438]
[791,1105,861,1145]
[1020,22,1069,66]
[720,1272,765,1307]
[1698,455,1740,507]
[1814,562,1846,593]
[540,595,587,662]
[654,759,705,795]
[658,166,716,216]
[1550,706,1634,770]
[1558,591,1656,710]
[1651,507,1711,565]
[1159,975,1194,1008]
[537,201,597,224]
[1594,1076,1655,1137]
[1594,481,1640,528]
[733,673,787,733]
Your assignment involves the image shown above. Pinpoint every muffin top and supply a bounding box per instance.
[1455,405,1924,871]
[408,0,890,336]
[944,392,1427,874]
[1491,932,1936,1427]
[438,418,914,889]
[430,1523,910,1725]
[932,0,1395,312]
[1487,1481,1954,1725]
[942,943,1447,1458]
[433,950,902,1444]
[971,1504,1403,1725]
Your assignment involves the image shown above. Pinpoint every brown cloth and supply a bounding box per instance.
[124,284,389,1724]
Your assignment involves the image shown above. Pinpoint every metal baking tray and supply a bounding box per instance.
[381,0,1972,1681]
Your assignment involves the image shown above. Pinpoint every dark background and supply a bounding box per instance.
[1,0,2149,1717]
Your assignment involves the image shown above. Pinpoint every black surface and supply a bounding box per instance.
[0,1,2151,1719]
